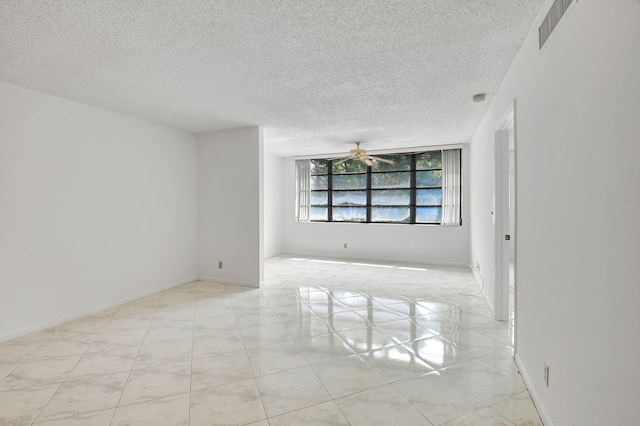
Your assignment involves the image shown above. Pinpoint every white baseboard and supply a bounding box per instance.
[0,276,197,343]
[276,251,468,268]
[515,353,552,426]
[469,265,496,317]
[196,276,260,288]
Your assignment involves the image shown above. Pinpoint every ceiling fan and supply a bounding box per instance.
[334,142,394,166]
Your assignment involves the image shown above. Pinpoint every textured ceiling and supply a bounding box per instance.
[0,1,544,156]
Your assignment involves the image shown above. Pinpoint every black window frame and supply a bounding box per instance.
[309,150,453,225]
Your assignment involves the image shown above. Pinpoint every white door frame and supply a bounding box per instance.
[494,100,516,325]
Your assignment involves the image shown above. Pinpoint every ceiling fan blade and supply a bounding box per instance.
[361,157,373,167]
[368,155,394,164]
[328,155,355,162]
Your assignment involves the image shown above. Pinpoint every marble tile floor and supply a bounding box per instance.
[0,255,543,425]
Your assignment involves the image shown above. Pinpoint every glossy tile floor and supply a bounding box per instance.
[0,255,543,425]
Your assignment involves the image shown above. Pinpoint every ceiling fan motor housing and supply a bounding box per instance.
[350,148,366,158]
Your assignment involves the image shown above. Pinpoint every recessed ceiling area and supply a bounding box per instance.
[0,1,544,156]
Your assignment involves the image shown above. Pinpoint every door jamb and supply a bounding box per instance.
[494,100,516,324]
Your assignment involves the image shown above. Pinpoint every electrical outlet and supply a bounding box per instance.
[544,362,550,386]
[218,261,223,269]
[344,243,348,249]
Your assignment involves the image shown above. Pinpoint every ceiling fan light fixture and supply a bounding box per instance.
[333,142,394,166]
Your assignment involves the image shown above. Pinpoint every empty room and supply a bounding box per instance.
[1,1,638,425]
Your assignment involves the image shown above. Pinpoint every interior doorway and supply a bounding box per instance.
[494,101,517,350]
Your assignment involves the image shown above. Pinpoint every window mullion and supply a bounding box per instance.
[366,166,372,222]
[410,154,417,224]
[328,160,333,222]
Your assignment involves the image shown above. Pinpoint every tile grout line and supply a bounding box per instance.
[231,285,269,424]
[107,293,163,426]
[188,279,198,426]
[30,306,118,425]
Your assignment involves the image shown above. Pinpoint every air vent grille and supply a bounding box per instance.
[539,0,573,49]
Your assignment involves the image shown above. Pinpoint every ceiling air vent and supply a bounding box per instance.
[539,0,573,49]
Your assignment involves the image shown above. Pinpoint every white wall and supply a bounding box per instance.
[264,153,284,258]
[197,127,264,287]
[0,81,198,341]
[469,1,640,424]
[282,152,471,266]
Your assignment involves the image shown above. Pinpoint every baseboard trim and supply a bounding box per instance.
[276,251,468,268]
[515,353,553,426]
[0,276,197,343]
[196,276,260,288]
[469,265,495,317]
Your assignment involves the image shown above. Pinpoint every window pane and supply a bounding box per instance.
[416,207,442,223]
[332,207,366,222]
[310,191,328,205]
[372,207,410,223]
[332,190,366,206]
[416,189,442,206]
[371,154,410,172]
[371,189,410,206]
[332,174,366,190]
[416,151,442,170]
[310,175,328,190]
[307,149,457,225]
[416,170,442,187]
[333,158,368,174]
[310,207,328,221]
[372,171,410,188]
[311,159,329,175]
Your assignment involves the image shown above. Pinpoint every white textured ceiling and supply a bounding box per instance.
[0,1,543,156]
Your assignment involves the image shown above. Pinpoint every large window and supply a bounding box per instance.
[297,149,461,225]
